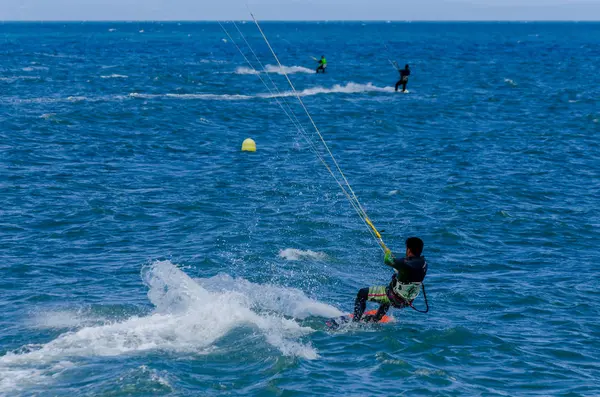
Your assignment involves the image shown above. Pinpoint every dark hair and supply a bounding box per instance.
[405,64,409,69]
[406,237,424,256]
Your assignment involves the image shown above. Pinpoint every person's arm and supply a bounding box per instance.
[384,249,395,267]
[384,250,405,274]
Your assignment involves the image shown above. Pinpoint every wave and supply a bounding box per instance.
[235,66,260,75]
[279,248,328,261]
[261,82,394,99]
[0,261,338,392]
[129,92,252,101]
[29,308,110,329]
[198,59,228,64]
[40,113,56,119]
[0,76,42,83]
[235,64,314,75]
[198,273,342,319]
[2,95,128,105]
[100,74,128,79]
[5,82,389,106]
[129,83,390,101]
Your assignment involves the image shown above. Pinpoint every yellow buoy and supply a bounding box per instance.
[241,138,256,152]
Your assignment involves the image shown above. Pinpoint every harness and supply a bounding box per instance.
[387,282,429,313]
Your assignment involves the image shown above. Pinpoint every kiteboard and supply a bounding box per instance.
[325,309,392,329]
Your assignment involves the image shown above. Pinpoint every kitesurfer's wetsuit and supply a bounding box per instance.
[395,66,410,92]
[353,250,427,322]
[316,57,327,73]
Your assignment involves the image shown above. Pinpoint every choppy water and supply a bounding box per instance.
[1,21,599,396]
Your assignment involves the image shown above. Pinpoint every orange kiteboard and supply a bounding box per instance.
[325,309,392,328]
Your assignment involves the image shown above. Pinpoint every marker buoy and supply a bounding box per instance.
[241,138,256,152]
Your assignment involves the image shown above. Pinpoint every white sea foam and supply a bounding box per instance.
[0,76,41,83]
[235,66,260,75]
[165,93,251,100]
[100,74,128,79]
[129,92,157,99]
[199,59,227,64]
[279,248,328,261]
[261,82,394,99]
[11,82,387,106]
[13,95,127,105]
[504,78,517,86]
[66,96,89,102]
[129,92,252,101]
[235,64,315,75]
[199,273,342,319]
[135,365,172,389]
[0,261,327,392]
[0,367,46,393]
[30,309,109,329]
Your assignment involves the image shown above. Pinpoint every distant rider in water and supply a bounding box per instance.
[316,55,327,73]
[353,237,427,322]
[395,64,410,92]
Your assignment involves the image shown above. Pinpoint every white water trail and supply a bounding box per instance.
[235,64,314,75]
[260,82,394,99]
[279,248,328,261]
[0,261,339,392]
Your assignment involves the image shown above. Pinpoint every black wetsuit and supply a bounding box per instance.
[354,255,427,322]
[395,67,411,92]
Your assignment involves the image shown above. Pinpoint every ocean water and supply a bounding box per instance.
[1,21,599,396]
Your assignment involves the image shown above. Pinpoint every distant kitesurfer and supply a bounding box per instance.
[316,55,327,73]
[395,64,410,92]
[353,237,427,322]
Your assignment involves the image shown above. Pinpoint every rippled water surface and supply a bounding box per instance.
[1,22,599,396]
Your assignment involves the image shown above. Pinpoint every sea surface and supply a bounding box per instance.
[1,21,599,396]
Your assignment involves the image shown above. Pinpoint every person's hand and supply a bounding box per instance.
[384,248,393,263]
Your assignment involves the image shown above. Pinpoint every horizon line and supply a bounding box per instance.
[1,19,599,22]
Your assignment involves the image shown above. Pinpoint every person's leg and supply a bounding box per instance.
[374,303,390,321]
[395,80,401,91]
[353,288,369,321]
[362,303,390,322]
[356,286,391,322]
[402,81,407,92]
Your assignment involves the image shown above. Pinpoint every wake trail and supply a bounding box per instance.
[235,64,314,75]
[0,261,342,392]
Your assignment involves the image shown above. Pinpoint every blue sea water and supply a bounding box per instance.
[1,21,599,396]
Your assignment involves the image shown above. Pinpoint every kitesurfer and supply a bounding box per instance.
[395,64,410,92]
[353,237,427,322]
[316,55,327,73]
